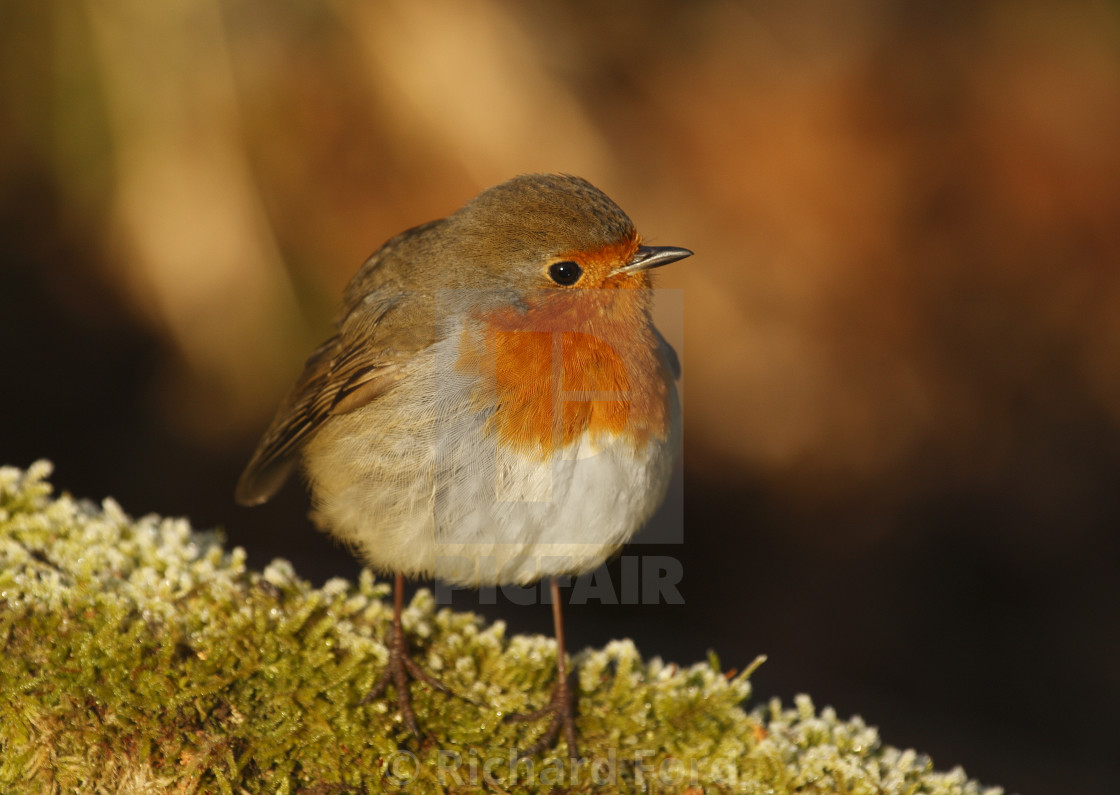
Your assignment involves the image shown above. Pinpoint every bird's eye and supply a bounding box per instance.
[548,261,583,286]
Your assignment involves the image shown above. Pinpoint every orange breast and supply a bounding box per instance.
[457,284,671,460]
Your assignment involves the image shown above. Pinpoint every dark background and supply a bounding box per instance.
[4,2,1120,793]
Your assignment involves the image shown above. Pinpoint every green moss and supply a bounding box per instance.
[0,462,1003,794]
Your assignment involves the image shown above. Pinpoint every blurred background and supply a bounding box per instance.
[3,1,1119,791]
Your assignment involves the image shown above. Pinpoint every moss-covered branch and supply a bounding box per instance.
[0,462,1002,794]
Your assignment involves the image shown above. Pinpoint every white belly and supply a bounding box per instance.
[302,335,679,586]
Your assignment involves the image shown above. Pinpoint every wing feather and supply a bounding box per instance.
[236,290,437,506]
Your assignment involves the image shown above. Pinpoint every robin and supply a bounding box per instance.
[236,173,690,758]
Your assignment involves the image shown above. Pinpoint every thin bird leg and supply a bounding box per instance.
[507,577,578,760]
[363,572,452,739]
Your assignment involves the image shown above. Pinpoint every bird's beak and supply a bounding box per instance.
[614,245,694,275]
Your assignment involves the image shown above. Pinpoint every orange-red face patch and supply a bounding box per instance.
[550,232,644,291]
[457,238,671,458]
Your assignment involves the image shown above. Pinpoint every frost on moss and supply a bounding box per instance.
[0,462,1003,794]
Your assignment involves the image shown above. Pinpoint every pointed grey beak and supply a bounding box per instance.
[615,245,694,275]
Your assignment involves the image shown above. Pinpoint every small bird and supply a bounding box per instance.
[236,173,690,757]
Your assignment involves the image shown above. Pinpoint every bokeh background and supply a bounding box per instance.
[4,1,1120,792]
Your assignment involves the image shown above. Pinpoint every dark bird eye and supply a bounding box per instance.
[548,261,583,286]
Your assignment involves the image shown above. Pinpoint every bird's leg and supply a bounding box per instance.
[507,577,578,760]
[363,572,452,739]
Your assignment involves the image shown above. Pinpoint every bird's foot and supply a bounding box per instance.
[362,620,454,740]
[506,670,578,761]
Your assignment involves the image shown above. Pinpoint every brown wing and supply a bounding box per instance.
[236,220,449,505]
[234,338,396,505]
[235,292,441,508]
